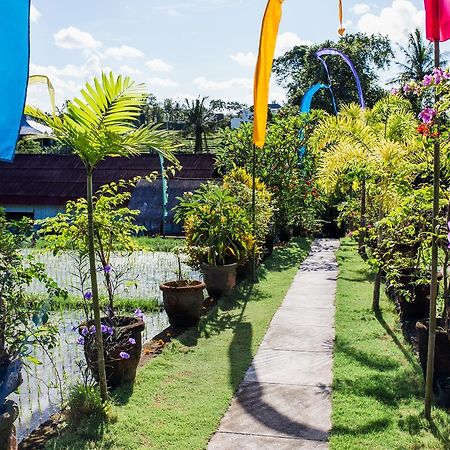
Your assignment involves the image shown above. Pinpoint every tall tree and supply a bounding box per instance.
[183,97,215,153]
[391,28,435,85]
[273,33,393,113]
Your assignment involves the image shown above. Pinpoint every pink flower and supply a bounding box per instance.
[418,107,437,124]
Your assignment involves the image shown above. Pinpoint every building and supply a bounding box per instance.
[230,103,282,129]
[0,153,219,233]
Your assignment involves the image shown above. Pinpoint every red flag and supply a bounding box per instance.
[424,0,450,42]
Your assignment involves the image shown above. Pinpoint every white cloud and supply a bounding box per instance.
[275,32,311,57]
[351,3,371,15]
[194,76,252,90]
[357,0,425,44]
[120,65,143,75]
[145,58,173,72]
[30,62,90,78]
[230,51,257,67]
[54,27,102,50]
[104,45,145,60]
[148,77,179,88]
[30,2,41,22]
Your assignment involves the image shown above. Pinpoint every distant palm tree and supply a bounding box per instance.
[391,28,445,85]
[183,97,215,153]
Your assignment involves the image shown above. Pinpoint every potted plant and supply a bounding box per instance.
[159,247,205,327]
[222,168,274,278]
[28,72,178,398]
[174,182,254,298]
[41,179,160,389]
[0,213,64,448]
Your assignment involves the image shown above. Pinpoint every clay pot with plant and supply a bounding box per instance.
[174,182,254,298]
[160,247,205,327]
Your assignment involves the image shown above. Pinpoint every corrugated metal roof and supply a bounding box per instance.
[0,153,218,205]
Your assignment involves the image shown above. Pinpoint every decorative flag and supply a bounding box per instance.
[0,0,31,162]
[158,153,169,224]
[424,0,450,42]
[338,0,345,36]
[315,48,365,109]
[28,75,56,116]
[253,0,283,148]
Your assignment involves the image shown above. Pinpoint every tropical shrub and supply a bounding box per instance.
[173,182,254,268]
[223,167,274,257]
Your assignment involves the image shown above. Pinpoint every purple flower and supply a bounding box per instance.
[101,324,109,334]
[134,308,145,320]
[403,84,413,94]
[447,221,450,249]
[391,87,399,95]
[84,291,93,300]
[89,325,96,335]
[81,326,89,337]
[418,107,437,124]
[128,338,136,345]
[107,326,114,335]
[444,71,450,80]
[103,265,112,273]
[77,336,85,346]
[119,351,130,360]
[423,74,433,87]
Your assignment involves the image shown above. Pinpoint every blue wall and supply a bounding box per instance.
[3,204,64,220]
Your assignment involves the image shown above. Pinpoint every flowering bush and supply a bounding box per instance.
[174,182,254,268]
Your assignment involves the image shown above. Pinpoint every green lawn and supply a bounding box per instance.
[47,238,310,450]
[331,240,450,450]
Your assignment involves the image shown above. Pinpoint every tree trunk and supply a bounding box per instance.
[358,176,366,255]
[194,125,202,153]
[87,168,108,402]
[372,207,384,311]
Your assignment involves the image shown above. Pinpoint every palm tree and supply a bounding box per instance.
[26,72,178,400]
[183,97,215,153]
[311,96,418,308]
[391,29,447,85]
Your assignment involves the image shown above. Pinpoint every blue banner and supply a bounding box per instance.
[0,1,31,162]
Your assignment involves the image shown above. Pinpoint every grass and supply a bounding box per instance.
[331,239,450,450]
[46,238,310,450]
[25,236,183,252]
[28,293,161,312]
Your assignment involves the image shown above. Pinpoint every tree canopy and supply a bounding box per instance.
[273,33,393,113]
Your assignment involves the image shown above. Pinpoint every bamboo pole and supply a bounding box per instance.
[424,39,440,420]
[252,144,257,281]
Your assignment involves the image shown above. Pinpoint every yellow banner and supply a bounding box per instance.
[253,0,283,148]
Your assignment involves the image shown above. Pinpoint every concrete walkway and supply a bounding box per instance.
[208,239,340,450]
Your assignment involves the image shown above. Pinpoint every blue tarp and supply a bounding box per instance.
[0,1,30,162]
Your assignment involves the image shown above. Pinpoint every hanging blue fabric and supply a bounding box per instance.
[298,83,336,161]
[158,153,169,227]
[0,0,31,162]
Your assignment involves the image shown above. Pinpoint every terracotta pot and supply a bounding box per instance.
[0,401,18,450]
[264,235,275,257]
[80,316,145,389]
[160,280,205,327]
[397,284,431,319]
[436,376,450,407]
[236,258,261,281]
[201,263,237,298]
[416,318,450,384]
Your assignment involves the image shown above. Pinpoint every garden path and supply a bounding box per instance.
[208,239,339,449]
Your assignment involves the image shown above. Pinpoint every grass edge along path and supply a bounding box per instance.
[47,238,311,450]
[331,239,450,450]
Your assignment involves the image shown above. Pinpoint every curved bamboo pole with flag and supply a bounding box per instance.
[0,0,31,162]
[423,0,450,420]
[28,75,56,116]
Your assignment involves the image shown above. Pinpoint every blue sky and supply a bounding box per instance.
[27,0,444,111]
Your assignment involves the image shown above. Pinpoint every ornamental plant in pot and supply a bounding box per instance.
[159,247,205,327]
[174,182,254,298]
[40,179,164,389]
[31,73,179,398]
[222,168,275,279]
[0,213,64,449]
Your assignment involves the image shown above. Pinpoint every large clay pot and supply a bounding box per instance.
[397,284,431,319]
[160,280,205,327]
[278,226,294,242]
[80,316,145,389]
[416,318,450,385]
[264,235,275,257]
[0,401,18,450]
[201,263,237,299]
